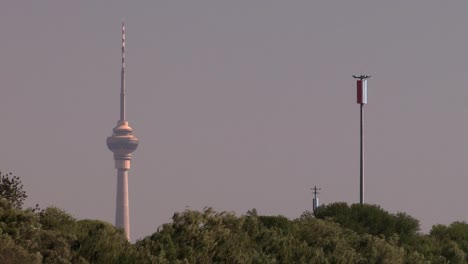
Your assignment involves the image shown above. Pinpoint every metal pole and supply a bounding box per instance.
[360,103,364,204]
[353,74,370,205]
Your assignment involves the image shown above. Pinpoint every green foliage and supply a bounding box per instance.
[430,222,468,262]
[0,199,40,245]
[136,208,420,263]
[39,207,76,232]
[0,238,41,263]
[0,198,463,263]
[74,219,137,263]
[314,202,420,241]
[0,171,27,209]
[4,172,468,263]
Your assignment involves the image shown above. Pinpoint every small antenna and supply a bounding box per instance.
[310,186,322,212]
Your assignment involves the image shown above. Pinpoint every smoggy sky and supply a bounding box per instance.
[2,1,468,241]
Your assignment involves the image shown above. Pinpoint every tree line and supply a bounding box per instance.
[1,171,468,263]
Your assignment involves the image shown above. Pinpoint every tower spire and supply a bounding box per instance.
[120,20,126,121]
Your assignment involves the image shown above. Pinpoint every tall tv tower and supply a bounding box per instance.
[107,21,139,240]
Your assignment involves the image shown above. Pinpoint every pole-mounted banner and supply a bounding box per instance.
[353,75,370,104]
[357,79,367,104]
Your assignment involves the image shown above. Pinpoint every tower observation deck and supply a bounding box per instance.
[106,21,139,241]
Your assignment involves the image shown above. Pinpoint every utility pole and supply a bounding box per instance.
[310,186,321,212]
[352,75,370,205]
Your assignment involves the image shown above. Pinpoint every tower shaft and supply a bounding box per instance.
[116,168,130,239]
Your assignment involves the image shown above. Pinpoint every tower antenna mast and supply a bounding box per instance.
[120,20,126,121]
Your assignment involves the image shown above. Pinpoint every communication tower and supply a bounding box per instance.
[107,22,139,240]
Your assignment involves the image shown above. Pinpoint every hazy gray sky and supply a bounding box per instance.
[2,1,468,241]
